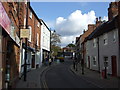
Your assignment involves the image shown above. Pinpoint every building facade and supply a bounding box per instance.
[19,3,42,76]
[40,19,50,64]
[0,2,21,89]
[85,2,120,77]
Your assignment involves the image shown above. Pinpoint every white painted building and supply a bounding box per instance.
[40,19,50,65]
[86,16,120,77]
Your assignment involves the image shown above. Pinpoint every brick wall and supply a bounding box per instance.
[1,2,25,88]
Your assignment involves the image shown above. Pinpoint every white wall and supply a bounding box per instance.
[41,21,50,51]
[86,28,120,76]
[40,20,50,63]
[99,29,119,75]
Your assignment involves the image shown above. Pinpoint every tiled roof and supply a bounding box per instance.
[86,15,118,40]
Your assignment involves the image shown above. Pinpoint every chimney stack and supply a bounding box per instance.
[83,29,85,33]
[108,2,118,21]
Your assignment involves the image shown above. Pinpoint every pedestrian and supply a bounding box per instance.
[49,58,52,66]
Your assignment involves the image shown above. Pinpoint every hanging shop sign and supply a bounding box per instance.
[0,2,10,35]
[20,29,30,38]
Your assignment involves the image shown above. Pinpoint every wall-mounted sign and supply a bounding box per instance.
[20,29,30,38]
[0,2,10,35]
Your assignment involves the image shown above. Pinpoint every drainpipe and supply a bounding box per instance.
[97,37,100,73]
[81,42,84,75]
[118,1,120,77]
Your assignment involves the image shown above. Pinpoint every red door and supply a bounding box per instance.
[111,56,117,76]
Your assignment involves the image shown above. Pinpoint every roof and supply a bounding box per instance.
[86,15,118,40]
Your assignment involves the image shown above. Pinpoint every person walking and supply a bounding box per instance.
[49,57,52,66]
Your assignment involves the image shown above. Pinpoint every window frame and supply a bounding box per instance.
[103,34,108,45]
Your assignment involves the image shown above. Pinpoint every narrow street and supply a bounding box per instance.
[40,59,99,88]
[1,1,120,89]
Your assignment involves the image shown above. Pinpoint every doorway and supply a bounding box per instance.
[88,56,90,68]
[31,55,35,68]
[111,56,117,76]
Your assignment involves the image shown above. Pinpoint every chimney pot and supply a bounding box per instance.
[99,17,102,21]
[96,18,98,22]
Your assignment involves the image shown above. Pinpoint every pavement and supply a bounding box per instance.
[70,63,120,88]
[15,61,60,88]
[15,65,49,88]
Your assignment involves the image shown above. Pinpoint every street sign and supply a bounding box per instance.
[20,29,30,38]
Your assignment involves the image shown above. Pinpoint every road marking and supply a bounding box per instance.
[43,80,49,90]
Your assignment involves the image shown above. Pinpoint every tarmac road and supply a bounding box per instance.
[40,59,99,88]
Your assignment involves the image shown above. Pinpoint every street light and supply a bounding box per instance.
[24,1,29,81]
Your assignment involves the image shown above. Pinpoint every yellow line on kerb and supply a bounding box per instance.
[43,80,49,90]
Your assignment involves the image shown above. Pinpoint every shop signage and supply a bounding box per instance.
[20,29,30,38]
[0,2,10,35]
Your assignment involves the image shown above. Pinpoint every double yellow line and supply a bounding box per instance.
[43,80,49,90]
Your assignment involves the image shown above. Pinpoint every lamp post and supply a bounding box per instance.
[24,1,29,81]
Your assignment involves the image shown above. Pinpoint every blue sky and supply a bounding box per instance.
[31,2,109,22]
[30,2,110,47]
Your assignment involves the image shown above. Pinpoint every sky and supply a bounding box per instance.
[30,2,110,47]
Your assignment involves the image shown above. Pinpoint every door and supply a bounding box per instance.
[111,56,117,76]
[88,56,90,68]
[32,55,35,68]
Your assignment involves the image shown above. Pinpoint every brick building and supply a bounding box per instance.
[0,2,42,89]
[0,2,21,89]
[19,3,42,76]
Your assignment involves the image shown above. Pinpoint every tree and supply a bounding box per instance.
[50,30,61,57]
[67,43,75,48]
[51,30,61,46]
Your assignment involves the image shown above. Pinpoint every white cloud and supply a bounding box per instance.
[47,10,108,47]
[60,35,79,47]
[54,10,96,47]
[55,10,96,37]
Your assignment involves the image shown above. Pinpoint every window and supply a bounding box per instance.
[37,22,40,27]
[37,33,39,46]
[93,38,96,47]
[92,56,96,66]
[103,34,108,45]
[28,26,32,42]
[29,11,32,19]
[104,57,108,68]
[113,31,116,42]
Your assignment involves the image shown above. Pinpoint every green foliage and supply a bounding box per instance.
[51,30,61,46]
[51,45,62,56]
[67,43,75,47]
[50,30,61,57]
